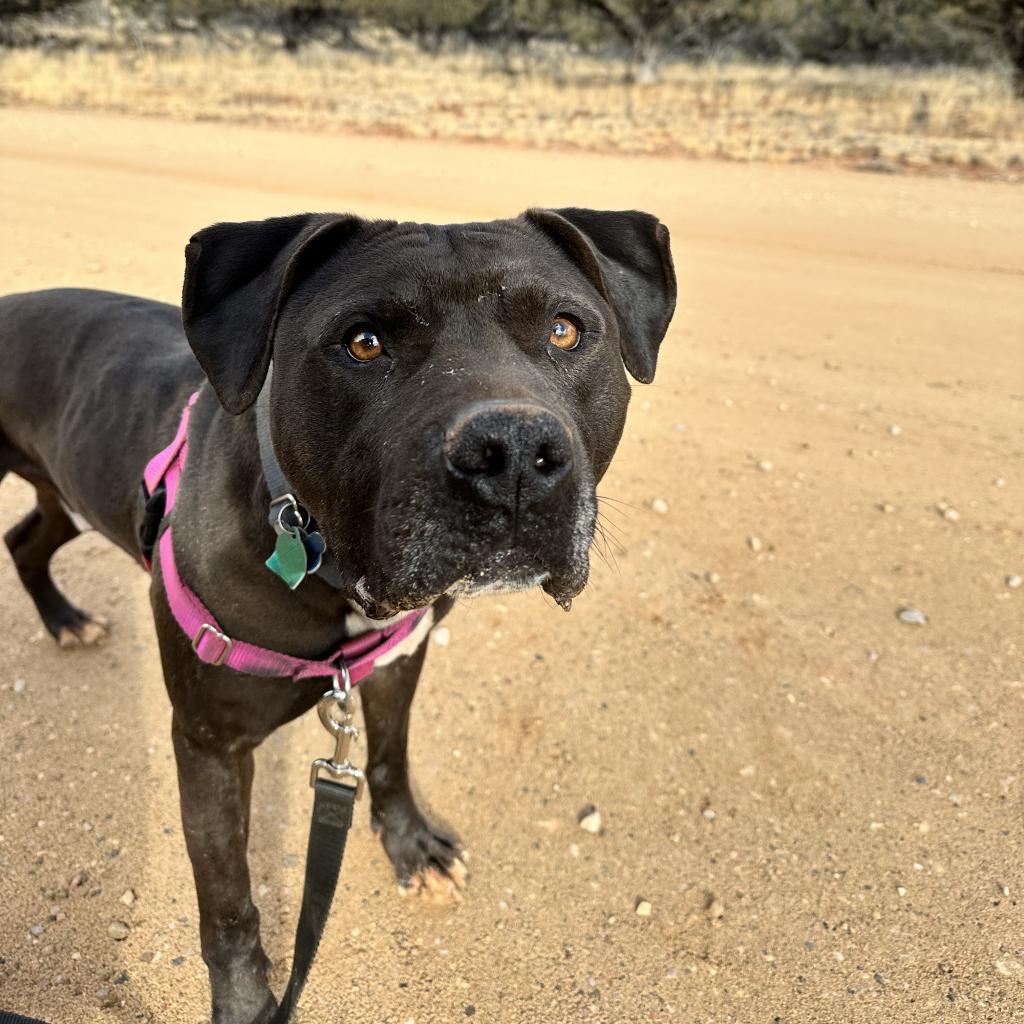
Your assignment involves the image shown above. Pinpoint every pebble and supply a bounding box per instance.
[887,424,903,436]
[878,502,896,514]
[942,507,960,522]
[30,923,45,937]
[702,807,717,822]
[577,806,602,834]
[704,571,721,584]
[634,899,652,917]
[1006,575,1022,590]
[13,678,27,694]
[108,921,130,941]
[96,985,119,1008]
[747,535,764,553]
[651,498,669,515]
[432,626,450,648]
[756,460,773,473]
[897,607,928,626]
[705,896,725,920]
[120,889,136,907]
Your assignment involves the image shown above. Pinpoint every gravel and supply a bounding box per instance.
[897,607,928,626]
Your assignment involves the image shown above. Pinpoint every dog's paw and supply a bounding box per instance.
[399,855,469,905]
[56,614,110,648]
[377,815,468,905]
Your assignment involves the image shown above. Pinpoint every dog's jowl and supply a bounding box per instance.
[0,209,675,1024]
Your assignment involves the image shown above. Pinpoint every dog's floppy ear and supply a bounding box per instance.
[182,213,360,413]
[525,207,676,383]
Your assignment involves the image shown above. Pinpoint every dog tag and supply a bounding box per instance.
[303,530,326,574]
[266,530,308,590]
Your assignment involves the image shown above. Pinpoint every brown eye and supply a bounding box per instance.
[347,328,383,362]
[549,316,580,351]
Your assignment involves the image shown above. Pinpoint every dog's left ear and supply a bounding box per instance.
[182,213,361,414]
[525,208,676,383]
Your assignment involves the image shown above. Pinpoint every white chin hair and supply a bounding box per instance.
[448,571,550,599]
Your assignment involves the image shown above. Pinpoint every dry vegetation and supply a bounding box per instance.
[2,39,1022,178]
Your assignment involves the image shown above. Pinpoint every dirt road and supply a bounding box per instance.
[1,108,1022,1024]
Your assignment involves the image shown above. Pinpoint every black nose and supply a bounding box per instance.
[444,401,573,511]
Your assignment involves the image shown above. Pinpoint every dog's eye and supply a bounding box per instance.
[549,316,580,351]
[347,328,384,363]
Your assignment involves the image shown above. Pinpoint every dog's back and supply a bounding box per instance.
[0,288,201,551]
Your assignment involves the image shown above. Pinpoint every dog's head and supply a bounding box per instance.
[182,210,675,615]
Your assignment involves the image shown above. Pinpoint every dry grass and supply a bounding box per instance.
[2,40,1022,178]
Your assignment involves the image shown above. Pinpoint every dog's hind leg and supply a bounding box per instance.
[3,481,110,647]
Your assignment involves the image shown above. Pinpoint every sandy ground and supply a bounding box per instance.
[0,108,1022,1024]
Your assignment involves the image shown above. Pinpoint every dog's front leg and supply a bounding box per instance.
[172,722,276,1024]
[361,638,468,902]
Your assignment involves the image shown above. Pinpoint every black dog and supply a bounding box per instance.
[0,208,675,1023]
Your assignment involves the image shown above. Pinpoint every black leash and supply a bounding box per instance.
[270,777,357,1023]
[271,671,364,1023]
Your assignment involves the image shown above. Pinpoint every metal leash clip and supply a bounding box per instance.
[310,665,364,799]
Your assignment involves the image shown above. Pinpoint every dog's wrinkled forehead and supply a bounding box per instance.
[303,219,581,308]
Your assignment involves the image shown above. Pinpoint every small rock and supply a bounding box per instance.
[995,960,1022,977]
[108,921,130,941]
[702,807,717,822]
[756,460,773,473]
[30,923,45,937]
[432,626,450,648]
[993,477,1006,488]
[942,507,960,522]
[704,570,721,584]
[896,885,908,896]
[13,678,27,694]
[1006,575,1022,590]
[651,498,669,515]
[705,895,725,920]
[897,607,928,626]
[119,889,136,908]
[577,806,602,834]
[634,899,652,917]
[887,424,903,436]
[747,535,764,553]
[878,502,896,514]
[69,870,88,889]
[96,985,118,1008]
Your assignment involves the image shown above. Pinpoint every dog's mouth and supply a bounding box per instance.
[349,511,594,618]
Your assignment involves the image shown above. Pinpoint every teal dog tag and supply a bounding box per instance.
[266,530,308,590]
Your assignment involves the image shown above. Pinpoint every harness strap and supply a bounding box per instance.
[158,524,425,678]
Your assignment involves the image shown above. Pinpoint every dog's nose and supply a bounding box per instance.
[444,401,573,511]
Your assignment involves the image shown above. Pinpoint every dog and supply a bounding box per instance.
[0,208,676,1023]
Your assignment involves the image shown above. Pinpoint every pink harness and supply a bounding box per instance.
[142,392,425,682]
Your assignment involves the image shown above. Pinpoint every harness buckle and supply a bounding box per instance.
[192,623,233,667]
[310,668,364,799]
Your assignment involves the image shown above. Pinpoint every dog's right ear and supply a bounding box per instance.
[182,213,360,414]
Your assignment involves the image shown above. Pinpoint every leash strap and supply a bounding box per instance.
[270,778,357,1023]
